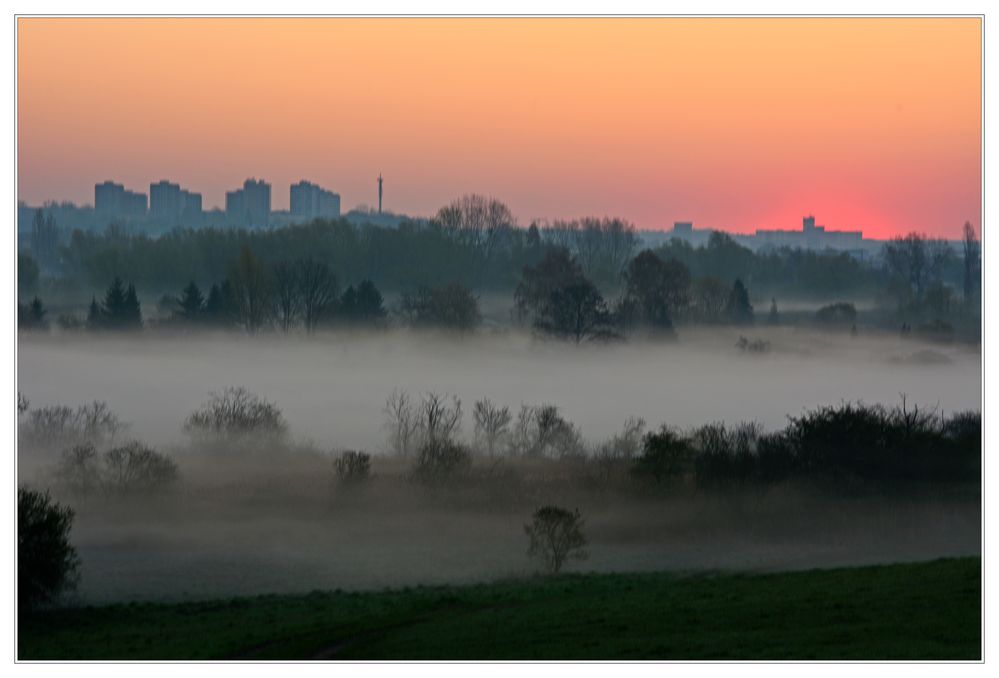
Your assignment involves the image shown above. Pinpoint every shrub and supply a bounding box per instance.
[102,441,179,494]
[18,487,80,612]
[736,336,771,354]
[184,386,287,446]
[815,302,857,327]
[524,505,588,574]
[692,422,761,485]
[631,425,692,484]
[412,438,472,485]
[334,450,371,485]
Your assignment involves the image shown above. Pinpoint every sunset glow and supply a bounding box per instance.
[17,17,982,239]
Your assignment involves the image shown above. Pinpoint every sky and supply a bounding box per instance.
[17,17,981,239]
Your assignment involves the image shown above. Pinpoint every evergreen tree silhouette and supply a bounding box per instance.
[725,278,754,325]
[87,296,102,329]
[176,281,206,322]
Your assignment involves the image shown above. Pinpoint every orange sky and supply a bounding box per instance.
[17,17,981,239]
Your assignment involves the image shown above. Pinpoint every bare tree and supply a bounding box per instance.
[472,398,512,456]
[102,441,178,494]
[384,389,419,457]
[417,392,462,444]
[509,403,582,458]
[272,261,302,332]
[525,506,588,574]
[228,246,273,334]
[184,386,287,445]
[297,259,339,333]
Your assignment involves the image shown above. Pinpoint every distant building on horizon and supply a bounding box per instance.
[290,180,341,220]
[150,180,202,225]
[225,178,271,228]
[755,215,864,251]
[94,181,147,219]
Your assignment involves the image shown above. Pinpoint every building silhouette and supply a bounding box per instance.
[225,178,271,228]
[150,180,202,224]
[755,215,863,251]
[290,180,341,220]
[95,181,147,218]
[378,173,383,214]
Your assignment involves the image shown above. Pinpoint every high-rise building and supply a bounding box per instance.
[226,178,271,227]
[290,180,341,220]
[94,181,147,218]
[150,180,203,224]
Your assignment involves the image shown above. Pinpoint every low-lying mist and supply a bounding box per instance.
[17,326,981,451]
[16,326,982,605]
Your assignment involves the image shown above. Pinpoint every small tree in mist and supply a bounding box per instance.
[417,392,463,444]
[18,486,80,613]
[413,438,473,486]
[472,398,512,456]
[509,404,583,458]
[333,450,371,485]
[631,425,693,485]
[525,505,588,574]
[55,443,101,498]
[384,389,419,457]
[184,386,287,447]
[20,400,126,451]
[101,441,179,494]
[17,392,29,416]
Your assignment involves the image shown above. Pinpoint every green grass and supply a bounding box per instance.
[19,557,980,660]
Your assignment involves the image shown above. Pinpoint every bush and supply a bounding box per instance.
[333,450,371,485]
[524,505,588,574]
[692,422,761,485]
[630,425,692,484]
[18,487,80,612]
[815,302,857,327]
[412,438,472,485]
[184,387,287,446]
[102,441,179,494]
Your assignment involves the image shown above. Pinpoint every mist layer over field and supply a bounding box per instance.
[17,327,981,451]
[16,327,981,604]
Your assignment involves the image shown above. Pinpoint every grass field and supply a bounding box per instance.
[19,557,980,660]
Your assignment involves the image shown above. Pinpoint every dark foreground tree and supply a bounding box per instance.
[18,487,80,612]
[339,280,387,326]
[400,283,481,331]
[524,505,588,574]
[621,249,690,333]
[726,278,754,325]
[515,248,615,342]
[175,281,206,323]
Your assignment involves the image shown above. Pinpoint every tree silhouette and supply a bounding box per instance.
[339,280,387,325]
[725,278,754,325]
[176,281,206,323]
[227,247,272,334]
